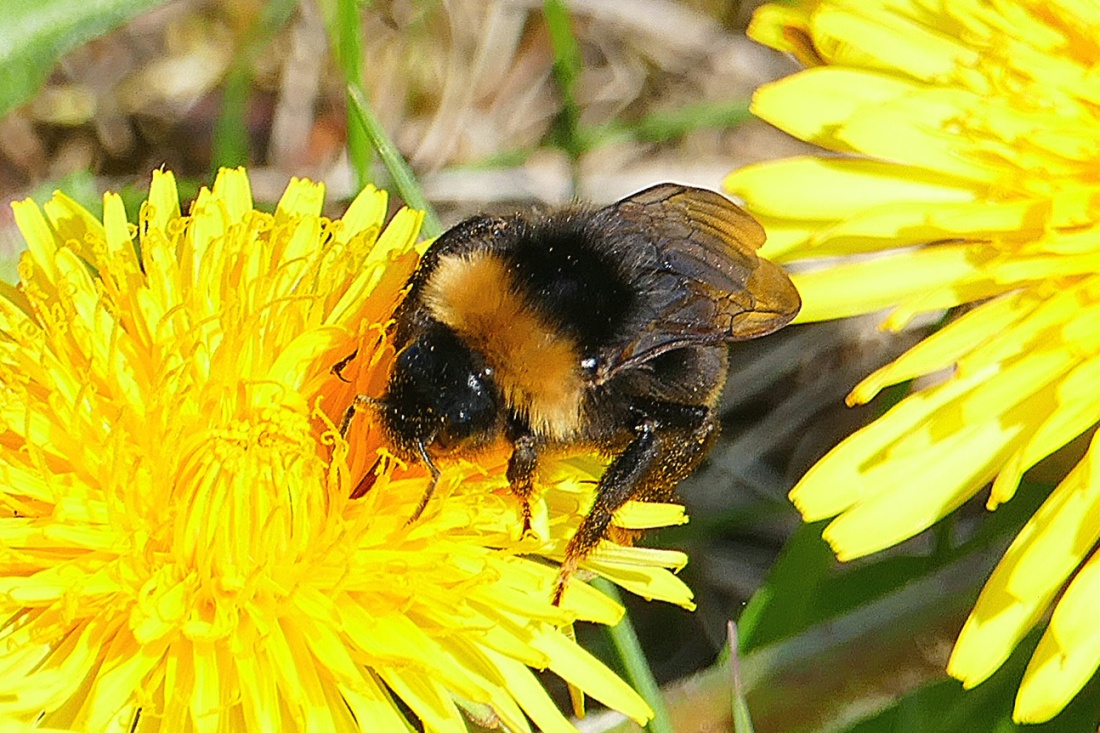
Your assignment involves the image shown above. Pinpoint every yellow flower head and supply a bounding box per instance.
[0,168,693,732]
[726,0,1100,724]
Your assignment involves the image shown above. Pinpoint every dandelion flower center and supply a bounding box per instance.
[0,168,693,732]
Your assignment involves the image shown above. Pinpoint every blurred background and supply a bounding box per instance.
[1,1,808,210]
[5,1,1094,731]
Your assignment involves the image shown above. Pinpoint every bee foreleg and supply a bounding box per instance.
[553,404,717,605]
[506,429,538,534]
[408,439,442,523]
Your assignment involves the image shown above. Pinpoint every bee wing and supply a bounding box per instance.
[597,184,800,376]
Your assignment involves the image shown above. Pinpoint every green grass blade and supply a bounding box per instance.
[346,85,442,238]
[542,0,584,187]
[210,0,298,170]
[212,70,251,169]
[591,100,753,147]
[727,622,757,733]
[0,0,168,118]
[334,0,372,190]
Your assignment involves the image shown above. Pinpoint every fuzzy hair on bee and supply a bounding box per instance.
[341,183,801,603]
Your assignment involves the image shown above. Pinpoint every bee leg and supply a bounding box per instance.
[553,419,660,605]
[507,430,538,534]
[338,393,375,438]
[341,394,384,500]
[408,439,442,523]
[350,454,385,499]
[553,404,716,605]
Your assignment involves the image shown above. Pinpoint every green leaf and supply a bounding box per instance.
[732,481,1056,731]
[739,480,1053,653]
[841,628,1100,733]
[737,520,837,651]
[0,0,169,118]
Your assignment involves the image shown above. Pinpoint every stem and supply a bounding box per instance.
[592,577,674,733]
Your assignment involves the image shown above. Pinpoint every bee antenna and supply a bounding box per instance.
[407,438,441,524]
[339,393,381,438]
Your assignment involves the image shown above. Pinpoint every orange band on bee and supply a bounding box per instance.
[422,251,585,440]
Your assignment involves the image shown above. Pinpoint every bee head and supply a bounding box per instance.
[379,321,502,460]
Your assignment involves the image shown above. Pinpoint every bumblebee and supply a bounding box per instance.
[347,183,800,602]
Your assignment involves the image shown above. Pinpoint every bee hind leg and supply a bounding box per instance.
[553,403,717,605]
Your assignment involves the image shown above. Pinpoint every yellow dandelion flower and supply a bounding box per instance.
[0,168,693,732]
[726,0,1100,723]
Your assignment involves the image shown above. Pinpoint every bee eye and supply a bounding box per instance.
[580,356,598,376]
[433,369,498,450]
